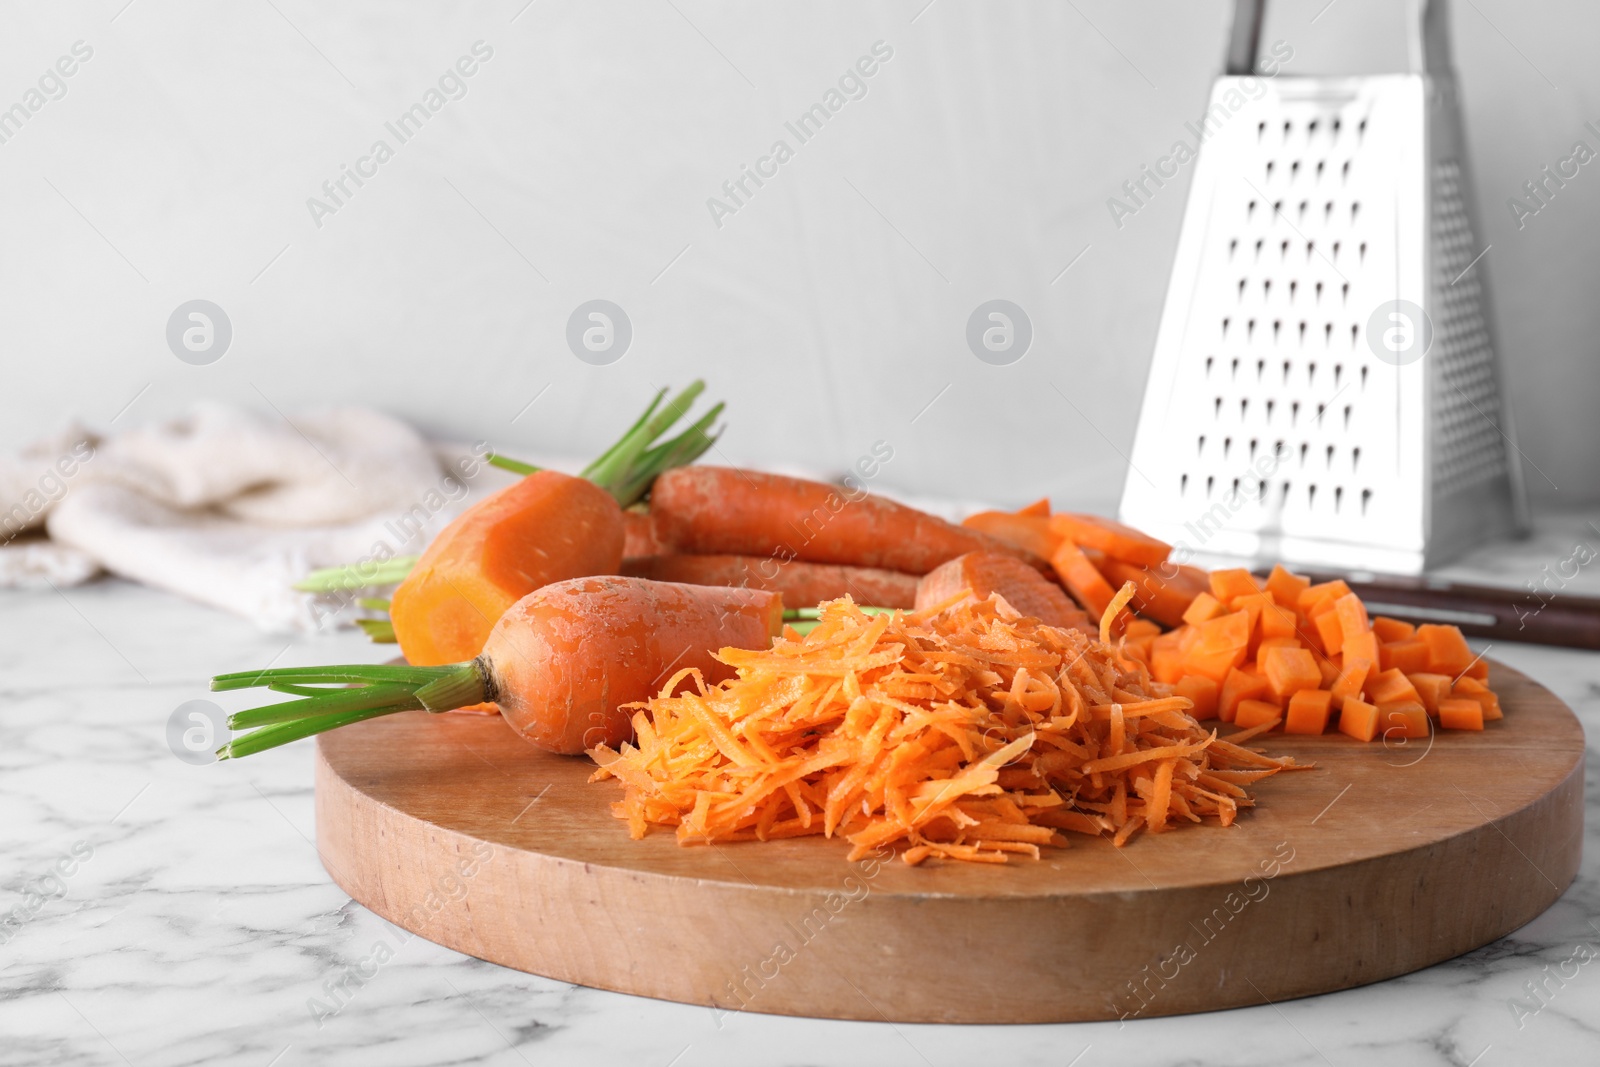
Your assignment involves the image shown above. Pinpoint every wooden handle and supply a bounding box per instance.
[1294,571,1600,650]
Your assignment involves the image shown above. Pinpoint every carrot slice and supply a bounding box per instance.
[1050,540,1118,618]
[1438,698,1485,731]
[1048,513,1171,568]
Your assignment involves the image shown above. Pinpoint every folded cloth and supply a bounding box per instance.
[1,402,499,632]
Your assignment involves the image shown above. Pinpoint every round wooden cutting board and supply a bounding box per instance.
[314,660,1584,1023]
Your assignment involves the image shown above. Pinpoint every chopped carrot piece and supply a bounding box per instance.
[1124,617,1162,640]
[1463,657,1490,681]
[1182,591,1227,627]
[1259,600,1299,641]
[1050,540,1118,618]
[1150,632,1186,684]
[1330,657,1372,709]
[1367,667,1421,705]
[1196,611,1251,654]
[1234,699,1283,730]
[1209,568,1261,601]
[1407,672,1453,717]
[1372,616,1416,642]
[1264,564,1310,609]
[1438,698,1485,731]
[1099,558,1206,628]
[1417,624,1474,676]
[1342,630,1380,672]
[1048,513,1171,567]
[1379,701,1431,740]
[1316,654,1342,688]
[1453,677,1502,721]
[1256,636,1302,654]
[1333,593,1370,649]
[1174,675,1219,721]
[1312,608,1345,656]
[961,512,1059,559]
[1260,645,1322,701]
[1219,667,1272,723]
[1284,689,1333,735]
[1298,579,1351,615]
[1015,497,1051,518]
[1182,643,1250,685]
[1339,698,1380,742]
[1379,640,1430,674]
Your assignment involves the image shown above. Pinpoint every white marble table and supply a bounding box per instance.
[4,515,1600,1067]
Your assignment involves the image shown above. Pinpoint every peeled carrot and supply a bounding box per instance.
[214,577,784,758]
[650,466,1045,576]
[1099,558,1206,628]
[915,551,1094,633]
[1049,539,1118,618]
[621,554,918,609]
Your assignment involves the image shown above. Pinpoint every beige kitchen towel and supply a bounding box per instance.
[0,402,499,631]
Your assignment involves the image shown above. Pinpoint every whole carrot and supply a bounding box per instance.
[387,383,722,666]
[214,577,783,758]
[649,467,1046,577]
[621,554,918,609]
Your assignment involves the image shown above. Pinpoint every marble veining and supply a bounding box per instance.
[5,509,1600,1065]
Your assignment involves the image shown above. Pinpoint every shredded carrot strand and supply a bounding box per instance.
[590,596,1298,864]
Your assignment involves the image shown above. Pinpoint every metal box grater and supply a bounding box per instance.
[1119,0,1528,574]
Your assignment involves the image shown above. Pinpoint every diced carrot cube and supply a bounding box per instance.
[1463,658,1490,681]
[1316,654,1342,688]
[1257,636,1302,654]
[1379,700,1431,739]
[1342,630,1379,672]
[1234,699,1283,730]
[1407,672,1453,717]
[1331,657,1372,709]
[1231,593,1271,649]
[1417,624,1474,676]
[1339,698,1380,742]
[1123,618,1162,640]
[1174,675,1219,721]
[1196,611,1250,654]
[1209,568,1262,601]
[1367,667,1421,705]
[1182,643,1249,685]
[1260,645,1322,701]
[1048,513,1172,568]
[1379,640,1430,674]
[1312,608,1345,656]
[1219,667,1271,723]
[1333,593,1370,649]
[1438,698,1485,731]
[1452,677,1503,721]
[1150,632,1186,684]
[1123,634,1155,663]
[1371,616,1415,642]
[1259,601,1298,641]
[1284,689,1333,735]
[1265,564,1310,609]
[1050,540,1117,618]
[1182,591,1226,627]
[1298,579,1351,615]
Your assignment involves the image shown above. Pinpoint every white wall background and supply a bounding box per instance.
[2,0,1595,512]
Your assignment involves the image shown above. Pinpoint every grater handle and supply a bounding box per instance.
[1224,0,1452,76]
[1224,0,1265,76]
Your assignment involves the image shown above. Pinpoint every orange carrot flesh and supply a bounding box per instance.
[650,466,1046,576]
[621,554,918,609]
[959,511,1061,559]
[1049,539,1118,618]
[915,551,1094,633]
[1048,513,1171,568]
[590,596,1300,862]
[391,471,625,666]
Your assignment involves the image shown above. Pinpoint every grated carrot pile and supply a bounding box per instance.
[589,595,1303,865]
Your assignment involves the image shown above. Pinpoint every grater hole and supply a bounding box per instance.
[1289,279,1298,302]
[1263,279,1272,300]
[1272,319,1282,342]
[1292,160,1301,180]
[1254,238,1264,259]
[1240,398,1249,419]
[1231,356,1240,379]
[1341,281,1350,305]
[1266,160,1275,180]
[1272,199,1284,218]
[1223,436,1232,458]
[1324,322,1334,344]
[1232,477,1242,498]
[1315,401,1327,424]
[1238,278,1248,300]
[1180,473,1189,493]
[1306,239,1315,261]
[1334,485,1343,511]
[1351,201,1361,223]
[1325,444,1335,467]
[1307,360,1317,385]
[1198,433,1206,455]
[1258,120,1266,139]
[1334,362,1343,387]
[1221,316,1230,339]
[1360,366,1368,389]
[1280,480,1292,505]
[1331,240,1341,260]
[1298,199,1308,221]
[1343,403,1352,429]
[1247,318,1257,340]
[1256,358,1265,380]
[1299,442,1309,464]
[1205,355,1214,376]
[1359,241,1368,264]
[1358,117,1368,139]
[1324,200,1334,222]
[1308,483,1317,507]
[1315,281,1324,303]
[1308,119,1318,136]
[1290,400,1300,424]
[1342,160,1351,182]
[1298,321,1307,345]
[1352,446,1361,470]
[1360,487,1372,515]
[1316,159,1326,180]
[1282,359,1291,383]
[1206,475,1215,498]
[1280,238,1291,259]
[1228,238,1238,260]
[1283,120,1291,138]
[1249,437,1258,459]
[1214,395,1223,415]
[1349,323,1358,348]
[1248,199,1258,220]
[1266,398,1276,419]
[1332,117,1342,134]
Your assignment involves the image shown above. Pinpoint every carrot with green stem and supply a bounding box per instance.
[215,576,783,759]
